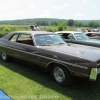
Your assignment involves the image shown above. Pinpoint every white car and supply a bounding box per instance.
[55,31,100,47]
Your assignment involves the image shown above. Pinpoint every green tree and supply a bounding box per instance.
[50,21,58,26]
[88,21,100,28]
[67,19,74,26]
[78,22,82,27]
[57,21,67,31]
[3,27,12,35]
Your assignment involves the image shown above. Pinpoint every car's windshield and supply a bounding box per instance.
[74,33,89,40]
[34,34,65,46]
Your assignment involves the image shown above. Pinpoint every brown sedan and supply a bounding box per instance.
[0,31,100,87]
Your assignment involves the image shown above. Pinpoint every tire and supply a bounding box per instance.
[1,51,10,62]
[51,64,73,87]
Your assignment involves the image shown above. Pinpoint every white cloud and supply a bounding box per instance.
[37,10,51,17]
[51,4,69,10]
[44,10,49,13]
[62,4,69,8]
[0,10,27,20]
[74,13,84,17]
[83,0,88,2]
[0,13,16,20]
[28,4,37,9]
[16,5,22,8]
[93,5,97,8]
[0,0,99,20]
[37,13,51,18]
[14,11,27,15]
[51,6,59,10]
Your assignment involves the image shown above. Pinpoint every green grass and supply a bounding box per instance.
[0,59,100,100]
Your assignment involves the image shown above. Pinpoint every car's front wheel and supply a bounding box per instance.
[51,64,73,87]
[1,52,10,62]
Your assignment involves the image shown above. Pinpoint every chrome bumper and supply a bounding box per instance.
[97,68,100,74]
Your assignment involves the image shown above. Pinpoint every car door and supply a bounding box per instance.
[71,39,84,45]
[0,33,19,57]
[9,33,49,67]
[71,33,88,45]
[10,33,39,64]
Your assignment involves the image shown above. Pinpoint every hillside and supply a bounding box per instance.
[0,18,100,25]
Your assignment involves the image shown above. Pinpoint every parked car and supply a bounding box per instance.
[55,31,100,47]
[0,31,100,86]
[85,32,100,39]
[76,28,82,32]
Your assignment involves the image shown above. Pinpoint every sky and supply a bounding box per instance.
[0,0,99,20]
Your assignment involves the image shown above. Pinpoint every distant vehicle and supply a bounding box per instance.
[55,31,100,47]
[76,28,82,32]
[1,31,100,86]
[85,32,100,39]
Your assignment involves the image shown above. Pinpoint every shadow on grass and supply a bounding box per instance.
[0,59,100,100]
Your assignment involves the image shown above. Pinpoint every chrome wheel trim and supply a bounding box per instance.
[54,67,65,82]
[2,52,7,61]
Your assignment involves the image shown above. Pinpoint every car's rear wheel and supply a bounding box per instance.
[1,52,10,62]
[51,64,73,87]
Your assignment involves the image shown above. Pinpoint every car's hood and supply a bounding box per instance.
[40,44,100,62]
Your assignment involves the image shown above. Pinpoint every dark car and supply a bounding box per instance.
[55,31,100,47]
[85,32,100,39]
[0,31,100,86]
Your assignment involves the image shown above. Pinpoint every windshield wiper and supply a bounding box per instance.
[58,43,65,44]
[40,44,51,46]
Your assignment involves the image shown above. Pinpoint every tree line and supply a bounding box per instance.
[0,18,100,28]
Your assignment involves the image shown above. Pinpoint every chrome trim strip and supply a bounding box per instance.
[72,71,89,77]
[46,60,88,69]
[46,61,74,76]
[14,54,47,65]
[97,63,100,67]
[0,44,88,69]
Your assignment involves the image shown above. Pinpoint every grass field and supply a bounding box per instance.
[0,59,100,100]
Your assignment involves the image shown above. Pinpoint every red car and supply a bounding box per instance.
[85,32,100,39]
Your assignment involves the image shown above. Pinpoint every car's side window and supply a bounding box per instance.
[58,33,75,39]
[17,34,34,46]
[10,34,19,42]
[86,33,92,37]
[68,34,75,40]
[58,33,70,39]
